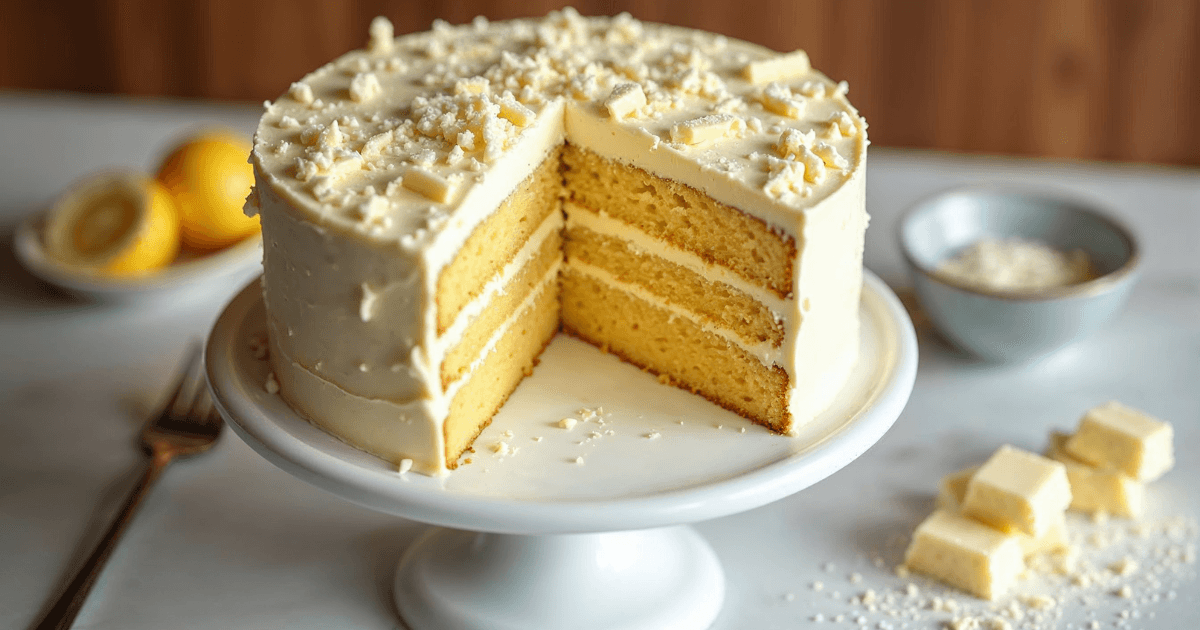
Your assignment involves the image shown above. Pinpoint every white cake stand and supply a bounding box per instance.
[206,271,918,630]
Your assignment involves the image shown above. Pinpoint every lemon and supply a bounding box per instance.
[156,130,259,250]
[44,172,181,277]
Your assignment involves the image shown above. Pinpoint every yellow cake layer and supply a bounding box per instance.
[444,270,561,467]
[564,223,784,348]
[561,267,789,431]
[561,144,795,299]
[441,224,563,390]
[436,147,563,334]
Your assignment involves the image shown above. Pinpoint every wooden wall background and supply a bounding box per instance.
[2,0,1198,165]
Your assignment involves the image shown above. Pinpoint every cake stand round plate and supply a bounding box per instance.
[207,270,917,630]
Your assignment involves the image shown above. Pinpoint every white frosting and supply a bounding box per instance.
[251,10,869,472]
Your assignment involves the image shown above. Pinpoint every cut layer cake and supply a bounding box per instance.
[247,10,869,475]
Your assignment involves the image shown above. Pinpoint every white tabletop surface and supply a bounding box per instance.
[1,91,1197,630]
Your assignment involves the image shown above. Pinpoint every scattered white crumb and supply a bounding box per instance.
[532,436,543,442]
[491,441,510,456]
[784,592,796,601]
[1115,585,1133,598]
[812,581,825,591]
[849,572,863,584]
[1110,557,1138,576]
[645,431,661,440]
[557,418,577,430]
[264,372,280,394]
[397,458,413,475]
[573,456,584,465]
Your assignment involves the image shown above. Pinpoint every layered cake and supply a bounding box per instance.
[248,10,869,475]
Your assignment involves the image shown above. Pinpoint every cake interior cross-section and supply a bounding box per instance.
[247,10,870,475]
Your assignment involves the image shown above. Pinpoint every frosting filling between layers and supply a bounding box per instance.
[565,260,784,366]
[564,203,791,316]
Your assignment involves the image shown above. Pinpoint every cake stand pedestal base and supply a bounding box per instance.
[393,526,725,630]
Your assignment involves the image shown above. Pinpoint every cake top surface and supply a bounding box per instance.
[250,9,868,249]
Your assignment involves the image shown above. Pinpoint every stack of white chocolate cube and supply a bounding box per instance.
[903,401,1174,600]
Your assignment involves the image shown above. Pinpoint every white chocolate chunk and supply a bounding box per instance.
[300,125,322,146]
[938,465,1069,557]
[903,510,1025,600]
[760,82,805,118]
[402,167,460,203]
[797,80,827,98]
[670,113,739,145]
[498,98,535,127]
[962,445,1072,537]
[349,72,382,103]
[763,155,809,199]
[828,111,856,137]
[317,121,343,149]
[742,50,811,84]
[315,149,363,178]
[1048,431,1146,517]
[289,81,314,105]
[368,16,394,53]
[604,83,647,119]
[774,128,815,159]
[797,146,826,184]
[813,142,849,169]
[1021,513,1069,557]
[356,194,388,221]
[936,465,980,511]
[454,76,489,95]
[1066,401,1174,482]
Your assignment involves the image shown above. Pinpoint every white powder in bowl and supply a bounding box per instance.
[935,238,1091,292]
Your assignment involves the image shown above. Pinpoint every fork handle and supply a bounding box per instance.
[35,453,170,630]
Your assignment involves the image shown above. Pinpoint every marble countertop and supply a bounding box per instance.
[1,91,1197,630]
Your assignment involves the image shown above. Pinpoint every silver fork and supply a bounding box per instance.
[35,343,224,630]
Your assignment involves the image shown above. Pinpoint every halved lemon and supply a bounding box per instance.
[156,130,260,251]
[43,172,181,277]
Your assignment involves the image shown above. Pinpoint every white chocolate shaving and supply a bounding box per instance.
[368,17,394,53]
[349,73,382,103]
[289,82,314,105]
[761,83,805,118]
[360,130,394,159]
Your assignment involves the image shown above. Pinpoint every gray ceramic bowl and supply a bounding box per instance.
[898,187,1140,362]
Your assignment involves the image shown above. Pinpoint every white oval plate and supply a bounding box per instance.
[13,212,262,300]
[207,271,918,535]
